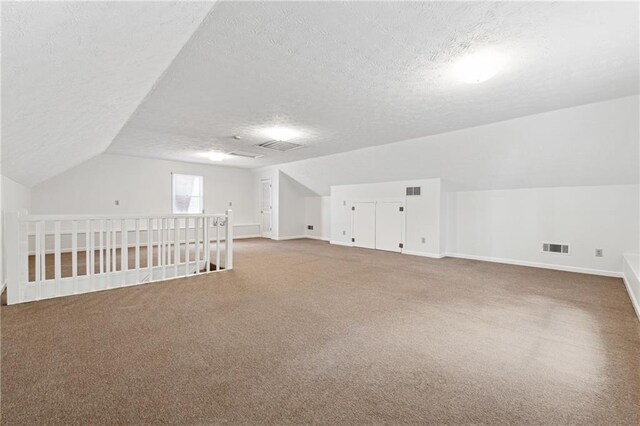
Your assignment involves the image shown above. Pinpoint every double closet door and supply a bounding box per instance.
[352,201,404,252]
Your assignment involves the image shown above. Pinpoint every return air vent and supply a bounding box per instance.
[542,242,570,255]
[228,151,264,159]
[256,140,303,152]
[406,187,421,196]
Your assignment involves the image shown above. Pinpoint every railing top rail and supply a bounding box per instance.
[19,213,228,222]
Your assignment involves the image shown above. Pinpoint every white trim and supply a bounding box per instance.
[445,252,622,278]
[305,235,330,241]
[29,234,260,256]
[622,255,640,322]
[403,250,445,259]
[330,240,352,247]
[272,235,307,241]
[1,281,6,295]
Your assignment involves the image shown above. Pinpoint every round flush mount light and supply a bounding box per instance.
[262,126,301,142]
[453,50,506,84]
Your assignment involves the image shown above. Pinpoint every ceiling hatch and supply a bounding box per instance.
[256,140,303,152]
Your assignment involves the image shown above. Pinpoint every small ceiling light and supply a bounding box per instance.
[453,50,506,84]
[232,135,241,140]
[208,152,230,162]
[262,126,300,142]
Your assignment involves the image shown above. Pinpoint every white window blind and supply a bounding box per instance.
[172,174,204,214]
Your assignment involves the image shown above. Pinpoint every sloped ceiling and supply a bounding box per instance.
[1,1,214,186]
[108,1,638,169]
[273,96,639,196]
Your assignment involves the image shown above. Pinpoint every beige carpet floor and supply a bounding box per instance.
[2,238,639,424]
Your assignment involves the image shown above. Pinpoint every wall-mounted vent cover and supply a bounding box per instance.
[256,140,302,152]
[228,151,264,159]
[542,243,570,255]
[406,186,421,196]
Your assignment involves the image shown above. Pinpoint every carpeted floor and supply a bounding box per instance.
[2,238,639,424]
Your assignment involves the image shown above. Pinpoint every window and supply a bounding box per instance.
[172,174,204,214]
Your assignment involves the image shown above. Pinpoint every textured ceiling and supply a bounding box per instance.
[1,1,214,186]
[108,1,639,168]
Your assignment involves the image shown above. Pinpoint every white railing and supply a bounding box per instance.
[5,210,234,305]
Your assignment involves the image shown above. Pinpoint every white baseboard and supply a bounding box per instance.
[330,240,352,247]
[272,235,307,241]
[622,255,640,322]
[403,250,445,259]
[305,235,330,241]
[445,252,622,278]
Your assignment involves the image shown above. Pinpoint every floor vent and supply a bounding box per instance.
[542,243,570,255]
[256,140,302,152]
[228,151,264,159]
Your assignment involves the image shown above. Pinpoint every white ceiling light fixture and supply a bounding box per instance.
[207,151,230,161]
[262,126,301,142]
[453,50,506,84]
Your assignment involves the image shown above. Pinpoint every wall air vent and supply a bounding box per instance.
[406,186,421,196]
[256,140,303,152]
[542,242,570,255]
[228,151,264,159]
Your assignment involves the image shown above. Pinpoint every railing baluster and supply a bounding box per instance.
[35,221,43,299]
[160,218,167,280]
[216,218,221,271]
[121,219,128,276]
[85,220,90,278]
[204,217,210,272]
[173,218,179,277]
[99,219,105,274]
[156,218,162,275]
[135,219,140,284]
[147,218,153,279]
[225,210,233,270]
[106,220,111,283]
[89,220,96,284]
[184,217,190,276]
[72,220,78,294]
[54,221,62,296]
[111,220,116,273]
[195,217,201,274]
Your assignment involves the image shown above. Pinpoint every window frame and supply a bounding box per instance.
[171,173,205,215]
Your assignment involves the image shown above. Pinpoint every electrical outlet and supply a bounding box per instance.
[595,248,603,257]
[307,225,314,230]
[114,200,119,206]
[343,200,346,206]
[342,230,346,235]
[229,201,233,206]
[421,237,426,244]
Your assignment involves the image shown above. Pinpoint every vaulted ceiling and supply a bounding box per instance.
[1,1,214,186]
[2,1,639,186]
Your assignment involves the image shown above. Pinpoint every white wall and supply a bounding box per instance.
[2,175,31,214]
[278,171,307,239]
[446,184,639,276]
[330,179,443,256]
[2,175,32,285]
[304,196,330,240]
[30,153,259,236]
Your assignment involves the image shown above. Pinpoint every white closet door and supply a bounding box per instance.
[352,202,376,249]
[261,179,272,237]
[375,202,403,252]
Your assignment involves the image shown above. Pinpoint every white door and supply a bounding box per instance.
[352,202,376,249]
[261,179,272,237]
[375,202,403,252]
